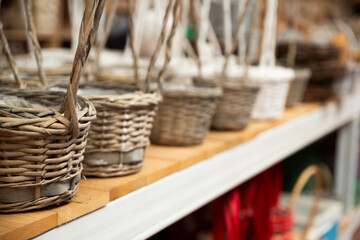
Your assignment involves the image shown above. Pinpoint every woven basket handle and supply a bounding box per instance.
[221,0,251,78]
[22,0,47,86]
[0,1,24,88]
[191,0,202,79]
[288,165,323,240]
[127,0,139,88]
[87,0,118,81]
[61,0,105,138]
[156,0,181,95]
[286,0,297,68]
[259,0,278,67]
[243,0,260,79]
[144,0,176,93]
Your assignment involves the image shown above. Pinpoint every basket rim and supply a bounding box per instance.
[0,89,96,124]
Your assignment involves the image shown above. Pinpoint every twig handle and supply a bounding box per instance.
[22,0,47,86]
[0,0,24,88]
[62,0,106,138]
[244,0,260,79]
[157,0,181,95]
[127,0,139,87]
[289,165,323,240]
[221,0,251,77]
[286,0,297,68]
[0,23,24,88]
[88,0,118,81]
[144,0,175,93]
[191,0,202,79]
[259,0,278,67]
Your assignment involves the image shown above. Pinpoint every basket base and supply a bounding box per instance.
[211,116,251,131]
[0,174,81,213]
[83,148,145,177]
[150,135,205,146]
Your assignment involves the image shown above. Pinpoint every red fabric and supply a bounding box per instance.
[212,190,242,240]
[212,163,283,240]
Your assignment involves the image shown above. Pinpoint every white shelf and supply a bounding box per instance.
[36,94,360,240]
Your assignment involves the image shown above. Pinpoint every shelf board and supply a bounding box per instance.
[1,95,359,240]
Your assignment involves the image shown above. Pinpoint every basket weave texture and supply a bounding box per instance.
[286,68,311,107]
[151,79,222,146]
[82,91,159,177]
[211,78,259,130]
[0,90,96,213]
[252,79,291,120]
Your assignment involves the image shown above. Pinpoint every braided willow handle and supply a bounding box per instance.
[286,0,298,68]
[156,0,181,94]
[191,0,202,79]
[22,0,47,86]
[243,0,260,79]
[289,165,323,240]
[127,0,139,87]
[87,0,118,81]
[0,0,24,89]
[221,0,252,77]
[144,0,175,93]
[62,0,106,138]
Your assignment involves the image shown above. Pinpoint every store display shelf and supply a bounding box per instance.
[1,95,359,240]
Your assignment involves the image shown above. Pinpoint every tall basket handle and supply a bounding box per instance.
[127,0,139,88]
[221,0,251,78]
[61,0,106,138]
[191,0,202,79]
[243,0,261,78]
[87,0,119,81]
[286,0,298,68]
[0,0,24,88]
[156,0,181,95]
[22,0,47,86]
[144,0,176,93]
[259,0,278,67]
[288,165,323,240]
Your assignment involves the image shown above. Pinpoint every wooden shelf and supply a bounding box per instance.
[1,95,360,240]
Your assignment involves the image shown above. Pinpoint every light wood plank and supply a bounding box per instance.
[81,157,179,201]
[46,187,109,225]
[0,211,57,240]
[146,138,228,170]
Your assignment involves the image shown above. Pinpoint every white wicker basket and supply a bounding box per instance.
[250,66,294,120]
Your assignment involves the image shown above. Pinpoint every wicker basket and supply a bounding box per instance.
[251,66,294,120]
[286,68,311,107]
[69,84,160,177]
[0,0,105,212]
[0,89,96,213]
[211,74,259,130]
[80,0,181,176]
[151,77,222,146]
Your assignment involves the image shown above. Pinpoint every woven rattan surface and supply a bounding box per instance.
[252,79,291,120]
[0,0,105,212]
[277,42,341,63]
[303,83,334,102]
[212,77,259,130]
[82,87,159,177]
[81,0,179,177]
[286,68,311,107]
[308,60,346,82]
[151,78,222,146]
[0,89,96,213]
